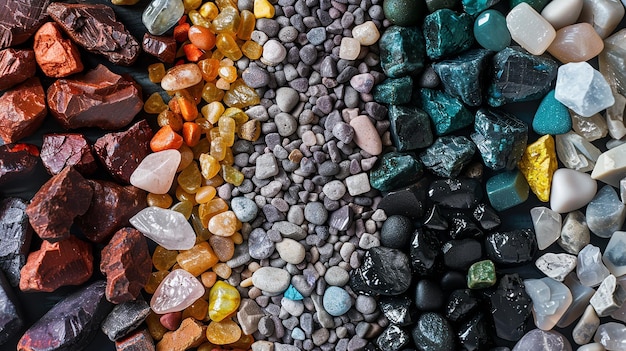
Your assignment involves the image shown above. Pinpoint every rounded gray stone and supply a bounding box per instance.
[231,196,259,222]
[305,201,329,225]
[276,87,300,112]
[275,112,298,136]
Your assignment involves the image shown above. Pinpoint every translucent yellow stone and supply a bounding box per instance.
[147,193,173,208]
[221,148,234,166]
[178,161,203,193]
[211,136,227,161]
[146,312,168,341]
[213,263,232,279]
[206,319,242,345]
[208,281,241,322]
[152,246,178,271]
[144,92,168,114]
[199,2,219,20]
[183,298,209,321]
[171,200,194,219]
[209,210,239,236]
[254,0,275,18]
[177,241,219,276]
[218,117,236,146]
[183,0,202,12]
[222,107,248,126]
[195,186,217,203]
[176,186,198,205]
[222,164,244,186]
[145,271,169,294]
[200,153,221,179]
[517,134,558,202]
[178,144,195,171]
[198,198,229,227]
[148,63,166,83]
[189,10,211,27]
[241,40,263,60]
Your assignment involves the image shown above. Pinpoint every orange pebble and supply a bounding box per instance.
[189,25,217,51]
[183,122,202,147]
[174,22,190,42]
[201,271,217,288]
[178,95,199,121]
[151,125,184,152]
[184,43,205,62]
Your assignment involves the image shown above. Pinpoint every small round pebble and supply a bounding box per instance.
[380,215,413,249]
[322,180,347,200]
[323,286,353,316]
[262,40,287,65]
[304,201,328,225]
[231,196,259,222]
[324,266,350,286]
[276,87,300,112]
[355,295,377,314]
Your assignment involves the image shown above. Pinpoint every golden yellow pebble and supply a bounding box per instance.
[253,0,275,18]
[240,277,254,287]
[517,134,558,202]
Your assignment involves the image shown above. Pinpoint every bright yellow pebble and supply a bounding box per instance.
[206,319,242,345]
[144,93,168,114]
[222,164,244,186]
[208,210,238,236]
[254,0,275,18]
[200,153,221,179]
[208,281,241,322]
[517,134,558,202]
[199,2,219,20]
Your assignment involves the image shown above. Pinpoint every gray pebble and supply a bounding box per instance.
[305,201,329,225]
[263,204,286,222]
[291,327,306,340]
[324,266,350,286]
[256,153,279,179]
[354,295,377,314]
[258,316,275,337]
[242,66,270,88]
[276,87,300,112]
[282,298,305,316]
[312,328,331,346]
[257,18,280,37]
[318,161,340,176]
[287,205,305,224]
[307,27,327,45]
[279,26,300,43]
[231,196,259,222]
[251,30,269,45]
[320,56,338,78]
[275,113,298,136]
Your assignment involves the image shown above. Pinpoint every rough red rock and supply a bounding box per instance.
[0,77,47,144]
[40,133,97,176]
[46,64,143,130]
[115,329,156,351]
[100,228,152,304]
[33,22,83,78]
[0,143,40,187]
[0,48,36,90]
[0,0,52,49]
[0,198,33,287]
[19,235,93,292]
[93,119,153,183]
[77,180,146,243]
[142,33,177,64]
[25,166,93,241]
[47,2,140,66]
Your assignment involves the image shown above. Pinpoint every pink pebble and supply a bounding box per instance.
[160,311,182,331]
[349,115,382,156]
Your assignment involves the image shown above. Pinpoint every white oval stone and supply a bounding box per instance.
[130,206,196,250]
[592,143,626,187]
[535,253,577,281]
[275,238,306,264]
[160,63,203,91]
[252,267,291,294]
[541,0,584,30]
[352,21,380,46]
[130,149,181,194]
[150,269,205,314]
[339,37,361,60]
[506,3,556,55]
[550,168,597,213]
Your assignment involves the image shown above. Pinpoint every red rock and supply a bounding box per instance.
[19,235,93,292]
[33,22,83,78]
[115,329,156,351]
[142,34,177,64]
[0,0,52,49]
[0,77,47,144]
[40,133,97,176]
[25,166,93,241]
[0,143,39,187]
[47,64,143,130]
[160,312,182,331]
[77,180,146,243]
[93,119,154,183]
[0,48,36,90]
[100,228,152,304]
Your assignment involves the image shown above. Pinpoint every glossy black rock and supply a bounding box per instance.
[101,298,151,341]
[380,215,414,250]
[377,180,429,220]
[411,312,456,351]
[350,247,412,296]
[376,325,410,351]
[445,211,483,239]
[457,312,492,351]
[484,229,537,266]
[445,289,479,322]
[472,203,501,230]
[489,274,532,341]
[414,279,444,311]
[409,227,442,276]
[428,178,483,209]
[442,238,483,270]
[379,296,415,326]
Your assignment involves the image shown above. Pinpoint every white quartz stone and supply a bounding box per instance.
[591,274,626,316]
[586,185,626,238]
[603,231,626,277]
[606,93,626,139]
[345,173,371,196]
[339,37,360,60]
[578,244,611,287]
[595,323,626,350]
[531,207,562,250]
[550,169,598,213]
[130,149,181,195]
[577,343,606,351]
[592,143,626,187]
[573,305,601,345]
[524,277,573,330]
[506,3,556,55]
[129,206,196,250]
[150,269,205,314]
[579,0,625,38]
[571,111,608,141]
[555,62,615,117]
[536,253,577,281]
[555,131,602,172]
[541,0,584,30]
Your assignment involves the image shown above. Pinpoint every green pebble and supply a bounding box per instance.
[485,170,529,211]
[473,9,511,51]
[379,26,426,78]
[424,9,474,60]
[532,90,572,135]
[370,152,423,192]
[373,76,413,105]
[461,0,500,15]
[467,260,497,289]
[420,88,473,135]
[383,0,427,26]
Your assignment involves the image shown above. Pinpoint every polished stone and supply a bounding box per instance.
[531,206,562,250]
[541,0,583,29]
[579,0,625,38]
[591,143,626,187]
[432,49,492,106]
[533,91,571,135]
[550,169,597,213]
[150,269,205,314]
[607,93,626,140]
[420,88,473,136]
[462,0,501,15]
[420,136,475,178]
[379,26,425,78]
[557,273,596,327]
[411,313,455,351]
[423,9,474,60]
[382,0,426,26]
[524,277,573,330]
[142,0,184,35]
[349,247,412,296]
[512,329,572,351]
[490,274,532,341]
[130,206,196,250]
[474,9,511,51]
[485,229,537,266]
[467,260,496,289]
[547,23,604,63]
[586,185,626,238]
[486,170,529,211]
[554,61,615,117]
[388,105,433,151]
[506,3,556,55]
[595,322,626,350]
[600,29,626,95]
[577,244,611,287]
[603,231,626,277]
[130,149,181,195]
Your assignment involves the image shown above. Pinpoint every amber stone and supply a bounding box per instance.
[115,328,156,351]
[176,242,219,276]
[40,133,97,176]
[0,48,36,90]
[153,246,178,271]
[143,33,177,63]
[0,143,40,187]
[208,281,240,322]
[33,22,83,78]
[547,23,604,63]
[19,235,93,292]
[205,319,242,345]
[157,318,207,351]
[0,77,47,144]
[146,311,168,341]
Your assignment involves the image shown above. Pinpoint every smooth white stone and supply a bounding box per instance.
[555,62,615,117]
[150,269,205,314]
[605,232,626,277]
[541,0,584,29]
[142,0,185,35]
[558,273,596,327]
[577,343,606,351]
[536,253,577,281]
[275,238,306,265]
[595,323,626,350]
[578,244,611,287]
[524,277,573,330]
[252,267,291,294]
[506,3,556,55]
[591,274,626,316]
[550,169,598,213]
[351,21,380,46]
[586,185,626,238]
[531,207,563,250]
[559,211,591,255]
[573,305,601,345]
[339,37,361,60]
[129,149,181,194]
[129,206,196,250]
[345,173,371,196]
[579,0,625,38]
[555,132,602,172]
[513,329,572,351]
[592,142,626,187]
[608,137,626,149]
[606,93,626,139]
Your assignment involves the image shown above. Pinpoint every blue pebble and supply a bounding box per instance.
[291,327,306,340]
[533,90,572,135]
[486,170,529,211]
[230,197,258,222]
[323,286,353,316]
[284,285,304,301]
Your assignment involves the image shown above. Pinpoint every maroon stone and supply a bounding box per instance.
[142,33,177,64]
[0,0,52,49]
[0,198,33,287]
[115,329,155,351]
[0,48,36,90]
[25,166,93,242]
[93,119,153,183]
[40,133,98,176]
[47,64,143,130]
[47,2,140,66]
[100,228,151,304]
[160,312,182,331]
[0,143,39,187]
[19,235,93,292]
[0,77,47,144]
[77,180,146,243]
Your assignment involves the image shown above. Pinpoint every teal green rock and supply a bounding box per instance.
[379,26,426,78]
[373,77,413,105]
[419,88,473,135]
[423,9,474,60]
[474,10,510,51]
[485,170,529,211]
[420,136,476,178]
[471,108,528,171]
[532,90,571,135]
[467,260,497,289]
[389,105,434,151]
[383,0,427,26]
[510,0,548,11]
[370,152,423,192]
[425,0,460,12]
[432,49,492,107]
[461,0,500,15]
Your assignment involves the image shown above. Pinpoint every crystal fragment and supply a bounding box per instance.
[419,88,473,136]
[595,322,626,350]
[512,329,572,351]
[388,105,433,151]
[578,244,611,287]
[559,211,591,254]
[423,9,474,60]
[420,136,475,178]
[571,111,608,141]
[556,131,602,172]
[603,231,626,277]
[130,149,181,194]
[142,0,185,35]
[471,108,528,170]
[489,274,532,341]
[129,207,196,251]
[0,198,32,287]
[378,26,425,78]
[151,269,205,314]
[592,142,626,187]
[535,253,577,281]
[600,28,626,94]
[579,0,625,38]
[524,277,573,330]
[349,247,412,296]
[0,271,22,344]
[101,298,151,341]
[554,61,615,117]
[557,273,596,327]
[518,135,558,202]
[590,274,626,316]
[547,23,604,64]
[531,207,562,250]
[586,185,625,238]
[432,49,492,106]
[540,0,583,29]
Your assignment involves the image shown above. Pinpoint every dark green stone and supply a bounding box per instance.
[467,260,497,289]
[487,46,559,107]
[471,108,528,171]
[423,9,474,60]
[419,88,473,135]
[473,9,511,51]
[379,26,426,78]
[510,0,549,11]
[461,0,500,15]
[383,0,427,26]
[420,136,476,178]
[370,152,423,192]
[425,0,460,12]
[373,76,413,105]
[432,49,492,107]
[389,105,433,151]
[411,313,455,351]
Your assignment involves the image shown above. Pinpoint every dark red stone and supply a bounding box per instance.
[77,180,146,243]
[160,312,182,331]
[25,166,93,241]
[0,77,47,144]
[93,119,153,183]
[0,48,36,90]
[0,270,23,345]
[40,133,98,176]
[19,235,93,292]
[142,33,177,64]
[0,0,52,49]
[17,280,113,351]
[33,22,83,78]
[0,143,39,187]
[115,329,155,351]
[47,2,140,65]
[100,228,151,304]
[0,198,33,287]
[47,64,144,130]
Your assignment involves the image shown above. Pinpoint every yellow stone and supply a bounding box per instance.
[517,134,558,202]
[253,0,275,18]
[208,281,241,322]
[205,319,241,345]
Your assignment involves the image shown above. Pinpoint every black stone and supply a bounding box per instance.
[378,179,429,220]
[472,203,501,230]
[489,274,532,341]
[442,238,483,270]
[376,325,410,351]
[409,227,443,276]
[101,298,151,341]
[379,295,416,326]
[484,229,536,266]
[458,313,492,351]
[445,211,483,239]
[388,105,434,151]
[414,279,444,311]
[350,247,412,296]
[0,270,22,344]
[380,215,414,250]
[440,271,467,292]
[445,289,479,322]
[432,49,492,107]
[423,205,448,231]
[428,178,483,209]
[0,197,32,286]
[411,312,456,351]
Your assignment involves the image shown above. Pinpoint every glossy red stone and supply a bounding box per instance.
[0,77,47,144]
[33,21,83,78]
[0,48,36,90]
[143,33,177,64]
[0,0,52,49]
[0,143,40,187]
[40,133,97,176]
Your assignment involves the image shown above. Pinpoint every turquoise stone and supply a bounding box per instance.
[461,0,500,15]
[419,88,473,135]
[284,285,304,300]
[432,49,492,107]
[425,0,460,12]
[383,0,426,26]
[533,90,572,135]
[473,10,511,52]
[389,105,434,151]
[423,9,474,60]
[486,170,529,211]
[373,76,413,105]
[471,108,528,170]
[370,152,423,192]
[510,0,548,11]
[420,136,476,178]
[379,26,426,78]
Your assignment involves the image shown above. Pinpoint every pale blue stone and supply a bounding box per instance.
[323,286,353,316]
[284,285,304,301]
[586,185,626,238]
